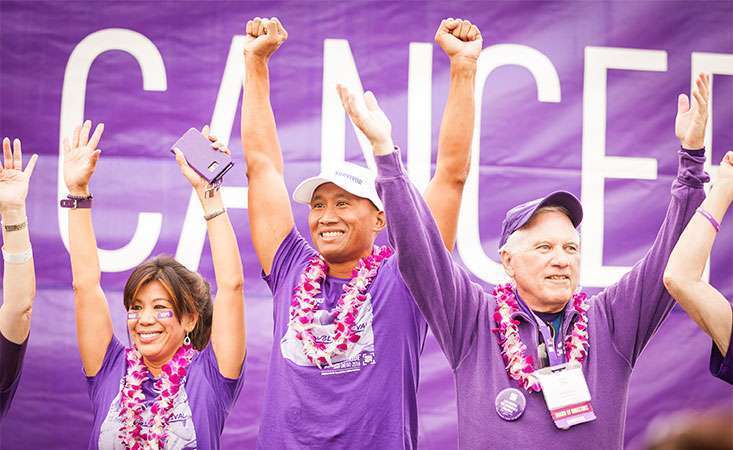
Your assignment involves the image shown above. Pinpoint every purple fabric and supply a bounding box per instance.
[375,149,707,449]
[709,304,733,384]
[86,337,244,450]
[0,332,26,419]
[258,228,427,449]
[0,2,731,448]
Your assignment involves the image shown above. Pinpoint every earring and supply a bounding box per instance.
[183,332,191,346]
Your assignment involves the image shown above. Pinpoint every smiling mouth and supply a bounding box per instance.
[137,331,163,344]
[546,275,570,282]
[320,230,345,240]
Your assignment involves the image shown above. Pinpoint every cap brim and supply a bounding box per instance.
[292,176,330,205]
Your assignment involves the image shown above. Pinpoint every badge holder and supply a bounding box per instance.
[535,362,596,429]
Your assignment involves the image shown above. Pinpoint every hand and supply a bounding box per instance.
[675,73,709,149]
[63,120,103,196]
[0,137,38,214]
[717,151,733,190]
[243,17,288,60]
[173,125,231,195]
[435,18,482,64]
[336,84,394,155]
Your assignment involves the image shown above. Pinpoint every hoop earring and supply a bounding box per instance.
[183,333,191,346]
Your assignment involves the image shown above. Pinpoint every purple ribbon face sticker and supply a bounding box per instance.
[127,310,175,321]
[495,387,527,421]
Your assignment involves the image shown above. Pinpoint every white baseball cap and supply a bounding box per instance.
[292,162,384,211]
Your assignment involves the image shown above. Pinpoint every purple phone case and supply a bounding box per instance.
[171,128,234,185]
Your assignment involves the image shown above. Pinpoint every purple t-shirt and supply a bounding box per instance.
[86,336,244,450]
[256,229,427,449]
[0,331,27,419]
[376,149,707,449]
[710,303,733,384]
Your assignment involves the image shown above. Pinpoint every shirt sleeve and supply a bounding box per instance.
[86,336,126,402]
[0,331,27,417]
[709,304,733,385]
[375,150,485,370]
[262,227,316,295]
[594,149,708,367]
[197,344,246,413]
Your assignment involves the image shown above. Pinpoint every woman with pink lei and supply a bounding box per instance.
[62,121,246,449]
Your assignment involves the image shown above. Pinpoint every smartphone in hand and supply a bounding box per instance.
[171,128,234,185]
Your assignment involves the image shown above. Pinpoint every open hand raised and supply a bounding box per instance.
[336,84,394,156]
[63,120,103,196]
[0,137,38,213]
[676,73,710,150]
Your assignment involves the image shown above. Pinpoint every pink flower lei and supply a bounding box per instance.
[491,283,590,392]
[289,245,394,368]
[118,343,197,450]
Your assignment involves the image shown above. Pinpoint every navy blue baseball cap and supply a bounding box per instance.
[499,191,583,249]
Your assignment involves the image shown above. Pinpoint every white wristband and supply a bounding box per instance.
[2,247,33,264]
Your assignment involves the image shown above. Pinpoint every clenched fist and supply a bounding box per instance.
[244,17,288,60]
[435,18,482,64]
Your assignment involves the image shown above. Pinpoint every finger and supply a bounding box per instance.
[89,149,102,171]
[445,18,458,31]
[698,73,710,100]
[202,125,210,139]
[13,138,22,170]
[722,151,733,166]
[468,25,480,41]
[458,20,471,40]
[272,17,288,39]
[173,148,192,171]
[364,91,380,112]
[63,137,71,155]
[211,141,223,149]
[2,137,11,169]
[692,90,706,112]
[72,124,81,149]
[208,134,218,143]
[265,18,278,36]
[254,17,265,36]
[677,94,690,114]
[245,20,252,36]
[88,123,104,149]
[24,154,38,178]
[80,120,92,146]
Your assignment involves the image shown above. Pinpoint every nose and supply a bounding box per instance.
[318,206,339,225]
[138,307,156,325]
[551,248,570,267]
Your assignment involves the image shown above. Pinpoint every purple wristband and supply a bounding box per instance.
[697,208,720,232]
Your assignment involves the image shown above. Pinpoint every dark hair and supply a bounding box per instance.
[123,255,212,350]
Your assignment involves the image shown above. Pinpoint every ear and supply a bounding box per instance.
[373,211,386,233]
[500,250,514,278]
[181,311,199,334]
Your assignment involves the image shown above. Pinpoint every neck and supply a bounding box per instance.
[326,258,361,279]
[515,286,567,314]
[142,355,171,377]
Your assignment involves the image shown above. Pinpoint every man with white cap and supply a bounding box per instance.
[240,16,483,448]
[337,71,712,449]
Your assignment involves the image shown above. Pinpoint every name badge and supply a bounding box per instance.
[535,362,596,429]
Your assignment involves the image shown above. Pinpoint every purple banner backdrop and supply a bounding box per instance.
[1,1,732,449]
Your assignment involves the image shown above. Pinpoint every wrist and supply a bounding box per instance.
[450,56,478,72]
[244,52,271,66]
[1,207,26,223]
[711,180,733,205]
[373,140,396,156]
[68,186,91,197]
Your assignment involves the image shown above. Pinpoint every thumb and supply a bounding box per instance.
[173,148,188,168]
[89,149,102,169]
[677,94,690,114]
[24,154,39,178]
[364,91,380,112]
[723,150,733,166]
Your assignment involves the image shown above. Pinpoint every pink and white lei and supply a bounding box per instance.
[118,343,197,450]
[288,246,393,368]
[492,283,590,392]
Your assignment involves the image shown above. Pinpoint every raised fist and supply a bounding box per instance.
[675,73,709,150]
[435,18,482,63]
[244,17,288,60]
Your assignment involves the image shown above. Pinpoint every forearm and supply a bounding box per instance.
[435,59,476,182]
[242,55,284,173]
[200,192,244,293]
[68,208,102,290]
[0,206,35,343]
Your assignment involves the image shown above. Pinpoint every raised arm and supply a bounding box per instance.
[241,17,294,274]
[0,138,38,344]
[600,74,710,365]
[62,120,113,376]
[173,127,245,378]
[664,151,733,355]
[424,18,481,250]
[337,86,483,368]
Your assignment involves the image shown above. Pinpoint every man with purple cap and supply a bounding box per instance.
[240,16,483,448]
[337,72,712,449]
